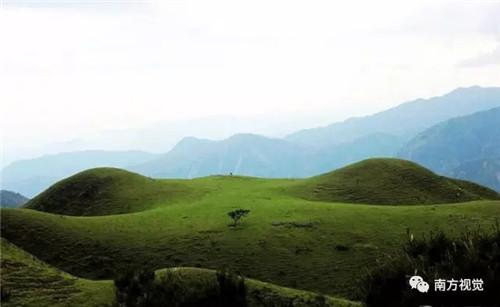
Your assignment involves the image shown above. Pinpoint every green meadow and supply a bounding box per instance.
[1,159,500,306]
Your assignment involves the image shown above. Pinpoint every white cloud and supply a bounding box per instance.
[1,0,500,160]
[458,43,500,67]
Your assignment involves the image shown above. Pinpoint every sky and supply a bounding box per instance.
[1,0,500,165]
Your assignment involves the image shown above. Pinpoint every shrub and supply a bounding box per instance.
[114,269,246,307]
[0,285,11,302]
[114,269,156,307]
[361,223,500,307]
[228,209,250,226]
[216,269,246,306]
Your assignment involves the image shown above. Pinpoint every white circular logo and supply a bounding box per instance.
[417,281,429,293]
[409,275,423,289]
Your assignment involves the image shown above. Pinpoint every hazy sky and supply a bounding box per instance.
[1,0,500,161]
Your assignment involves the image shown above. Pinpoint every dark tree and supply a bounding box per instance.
[227,209,250,226]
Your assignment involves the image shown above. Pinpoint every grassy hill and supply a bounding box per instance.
[26,159,499,217]
[1,150,159,198]
[25,168,205,216]
[0,238,114,307]
[0,239,359,307]
[6,203,500,302]
[289,158,500,205]
[2,159,500,302]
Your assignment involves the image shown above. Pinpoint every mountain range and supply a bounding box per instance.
[0,190,29,208]
[399,107,500,191]
[133,86,500,185]
[2,86,499,196]
[286,86,500,148]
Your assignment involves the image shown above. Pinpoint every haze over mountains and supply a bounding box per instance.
[2,86,500,197]
[131,134,314,178]
[399,107,500,191]
[133,86,500,184]
[0,190,29,208]
[131,132,405,179]
[286,86,500,148]
[1,113,334,169]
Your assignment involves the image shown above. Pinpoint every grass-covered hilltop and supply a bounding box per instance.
[1,158,500,306]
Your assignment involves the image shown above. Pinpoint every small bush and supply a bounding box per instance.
[114,269,246,307]
[114,269,156,307]
[361,223,500,307]
[216,269,247,306]
[228,209,250,226]
[1,285,11,302]
[335,244,349,252]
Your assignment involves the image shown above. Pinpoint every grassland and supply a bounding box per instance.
[0,238,114,307]
[1,239,360,307]
[1,159,500,305]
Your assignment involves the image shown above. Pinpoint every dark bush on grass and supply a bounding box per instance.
[361,223,500,307]
[114,269,246,307]
[216,269,247,306]
[1,285,11,302]
[228,209,250,226]
[114,269,156,307]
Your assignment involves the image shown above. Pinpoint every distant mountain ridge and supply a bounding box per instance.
[399,107,500,191]
[134,86,500,180]
[286,86,500,148]
[132,134,314,178]
[0,190,29,208]
[132,132,406,179]
[449,159,500,192]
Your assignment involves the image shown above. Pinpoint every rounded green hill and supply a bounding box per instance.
[25,160,500,217]
[289,158,500,205]
[24,168,203,216]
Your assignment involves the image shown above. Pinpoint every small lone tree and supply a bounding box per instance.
[227,209,250,226]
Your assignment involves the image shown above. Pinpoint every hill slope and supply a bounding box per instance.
[25,168,203,216]
[398,107,500,190]
[286,86,500,148]
[0,238,114,307]
[6,160,499,302]
[3,198,500,301]
[26,160,500,217]
[289,159,500,205]
[1,150,158,198]
[0,190,29,208]
[1,239,359,307]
